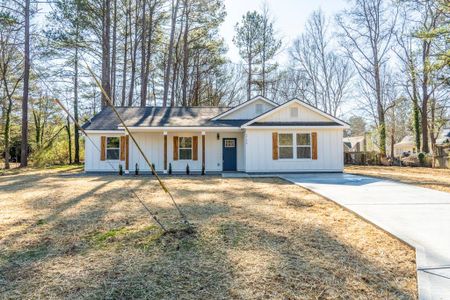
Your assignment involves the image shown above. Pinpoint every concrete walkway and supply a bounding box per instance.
[279,173,450,300]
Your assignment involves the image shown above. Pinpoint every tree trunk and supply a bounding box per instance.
[121,0,130,107]
[101,0,111,109]
[3,91,13,170]
[74,43,80,164]
[128,0,139,107]
[111,0,117,105]
[142,4,155,107]
[139,0,147,107]
[32,110,41,148]
[20,0,30,168]
[374,61,386,157]
[163,0,180,107]
[181,2,189,106]
[247,54,252,100]
[409,55,421,151]
[66,116,72,164]
[421,40,431,153]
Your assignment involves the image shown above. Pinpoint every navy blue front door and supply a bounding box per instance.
[222,138,237,171]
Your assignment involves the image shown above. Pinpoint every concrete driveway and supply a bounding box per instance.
[280,173,450,300]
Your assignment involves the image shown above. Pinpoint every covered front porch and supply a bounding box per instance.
[125,128,245,174]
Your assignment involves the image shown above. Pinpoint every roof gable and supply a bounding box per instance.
[242,99,349,128]
[212,96,278,120]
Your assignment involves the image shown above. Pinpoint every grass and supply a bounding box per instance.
[0,170,417,299]
[0,164,83,176]
[346,165,450,193]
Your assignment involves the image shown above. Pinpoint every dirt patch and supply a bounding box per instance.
[346,165,450,193]
[0,171,417,299]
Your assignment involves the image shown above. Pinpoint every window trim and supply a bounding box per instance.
[278,133,294,160]
[106,136,120,161]
[296,133,312,159]
[178,136,193,160]
[277,131,313,161]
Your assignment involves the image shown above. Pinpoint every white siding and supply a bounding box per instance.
[244,128,344,172]
[257,102,330,123]
[84,132,125,172]
[222,99,274,120]
[85,131,245,173]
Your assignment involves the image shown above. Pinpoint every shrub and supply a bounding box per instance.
[168,163,172,175]
[186,164,190,175]
[418,152,425,166]
[135,163,139,175]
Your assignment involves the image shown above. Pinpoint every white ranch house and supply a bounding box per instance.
[82,96,349,174]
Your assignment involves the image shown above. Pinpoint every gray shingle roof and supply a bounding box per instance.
[249,121,342,127]
[82,107,249,130]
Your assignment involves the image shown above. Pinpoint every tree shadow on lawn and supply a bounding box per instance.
[221,209,416,299]
[0,176,416,299]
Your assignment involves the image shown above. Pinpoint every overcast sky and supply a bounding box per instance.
[220,0,349,64]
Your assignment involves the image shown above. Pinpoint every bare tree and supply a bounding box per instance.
[0,13,23,169]
[162,0,180,107]
[291,10,353,116]
[337,0,398,156]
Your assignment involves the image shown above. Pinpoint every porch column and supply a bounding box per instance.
[125,135,130,174]
[163,131,168,173]
[202,131,206,172]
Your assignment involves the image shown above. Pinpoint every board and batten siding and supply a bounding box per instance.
[244,128,344,172]
[129,131,246,172]
[221,99,274,120]
[85,131,245,172]
[84,132,125,172]
[258,102,330,123]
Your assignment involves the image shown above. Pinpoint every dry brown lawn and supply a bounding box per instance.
[0,168,417,299]
[346,165,450,193]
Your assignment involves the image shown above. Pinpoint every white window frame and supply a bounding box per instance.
[106,136,120,160]
[179,136,193,160]
[296,133,312,159]
[277,131,313,160]
[278,133,294,159]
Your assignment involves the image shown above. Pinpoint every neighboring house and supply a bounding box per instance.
[436,128,450,145]
[394,136,417,157]
[343,136,365,153]
[343,135,379,153]
[82,96,349,173]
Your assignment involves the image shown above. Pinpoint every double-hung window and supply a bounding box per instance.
[179,137,192,160]
[278,133,312,159]
[278,133,294,159]
[296,133,311,159]
[106,137,120,160]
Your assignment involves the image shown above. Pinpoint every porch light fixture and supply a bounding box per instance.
[217,133,220,140]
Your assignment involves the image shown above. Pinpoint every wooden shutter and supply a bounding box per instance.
[312,132,318,160]
[125,136,129,170]
[193,136,198,161]
[120,136,126,160]
[173,136,179,160]
[272,132,278,160]
[100,136,106,161]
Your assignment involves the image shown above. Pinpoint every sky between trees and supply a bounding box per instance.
[0,0,448,167]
